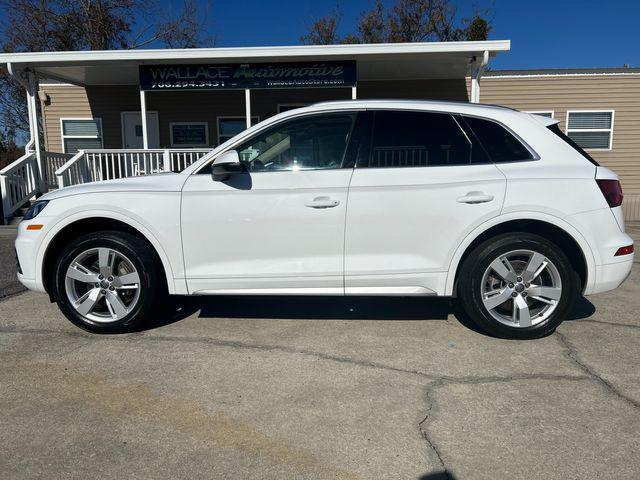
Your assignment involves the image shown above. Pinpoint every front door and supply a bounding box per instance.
[344,110,508,295]
[121,111,160,148]
[181,111,358,294]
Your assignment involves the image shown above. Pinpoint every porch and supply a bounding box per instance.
[0,40,510,223]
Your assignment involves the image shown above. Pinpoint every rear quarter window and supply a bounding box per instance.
[463,116,534,163]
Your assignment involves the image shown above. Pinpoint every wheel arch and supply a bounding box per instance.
[445,215,595,296]
[39,213,179,298]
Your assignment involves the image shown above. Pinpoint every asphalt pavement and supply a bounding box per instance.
[1,224,639,479]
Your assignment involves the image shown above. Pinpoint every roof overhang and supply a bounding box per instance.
[0,40,510,86]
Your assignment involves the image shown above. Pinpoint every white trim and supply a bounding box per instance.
[120,111,159,148]
[0,40,510,64]
[60,117,103,153]
[140,90,148,149]
[483,72,640,79]
[245,89,251,129]
[277,103,309,113]
[565,110,615,151]
[525,110,554,119]
[169,122,210,148]
[217,116,259,145]
[39,82,75,87]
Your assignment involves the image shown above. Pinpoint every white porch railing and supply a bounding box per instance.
[55,148,210,188]
[44,151,74,189]
[0,152,39,222]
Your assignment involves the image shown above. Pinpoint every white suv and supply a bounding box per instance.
[15,100,634,339]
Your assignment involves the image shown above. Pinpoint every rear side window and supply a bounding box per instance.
[547,123,599,166]
[463,116,534,163]
[364,111,486,168]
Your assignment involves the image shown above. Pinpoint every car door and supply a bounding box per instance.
[181,111,359,294]
[344,110,510,295]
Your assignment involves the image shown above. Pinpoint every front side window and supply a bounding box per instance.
[234,113,355,172]
[463,116,534,163]
[365,111,476,168]
[61,118,103,153]
[566,111,613,150]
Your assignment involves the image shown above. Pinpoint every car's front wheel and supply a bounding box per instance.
[53,230,163,333]
[458,232,579,339]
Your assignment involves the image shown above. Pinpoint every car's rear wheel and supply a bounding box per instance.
[458,233,579,339]
[53,230,163,333]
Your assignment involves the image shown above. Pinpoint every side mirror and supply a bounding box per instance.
[211,150,246,181]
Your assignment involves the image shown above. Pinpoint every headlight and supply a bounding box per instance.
[23,200,49,220]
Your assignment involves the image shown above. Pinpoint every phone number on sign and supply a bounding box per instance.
[149,81,227,89]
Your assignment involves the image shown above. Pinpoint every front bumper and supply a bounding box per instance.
[14,219,50,294]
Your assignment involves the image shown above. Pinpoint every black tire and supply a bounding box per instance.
[52,230,165,333]
[458,232,579,340]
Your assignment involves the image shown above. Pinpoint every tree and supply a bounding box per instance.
[0,0,214,156]
[301,0,492,45]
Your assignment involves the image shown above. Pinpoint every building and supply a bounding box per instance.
[1,41,639,222]
[479,68,640,221]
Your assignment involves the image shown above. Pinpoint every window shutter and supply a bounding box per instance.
[567,112,612,130]
[62,119,102,136]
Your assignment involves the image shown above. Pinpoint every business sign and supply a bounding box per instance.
[139,61,356,91]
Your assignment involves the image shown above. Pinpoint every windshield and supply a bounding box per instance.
[547,124,599,166]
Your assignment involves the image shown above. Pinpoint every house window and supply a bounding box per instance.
[217,117,259,145]
[170,122,209,147]
[526,111,554,118]
[61,118,103,153]
[566,111,614,150]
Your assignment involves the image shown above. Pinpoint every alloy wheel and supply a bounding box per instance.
[480,249,562,328]
[64,247,141,323]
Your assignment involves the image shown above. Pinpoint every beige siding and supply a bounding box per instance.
[478,74,640,220]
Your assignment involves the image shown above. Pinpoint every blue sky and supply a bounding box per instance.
[0,0,638,69]
[201,0,639,69]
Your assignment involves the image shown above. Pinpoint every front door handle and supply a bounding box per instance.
[457,191,495,204]
[305,196,340,209]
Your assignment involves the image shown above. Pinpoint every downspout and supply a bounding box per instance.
[7,63,45,192]
[7,63,35,153]
[470,50,489,104]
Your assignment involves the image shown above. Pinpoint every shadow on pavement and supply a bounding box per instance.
[418,471,455,480]
[142,293,596,337]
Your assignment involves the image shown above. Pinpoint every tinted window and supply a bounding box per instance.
[365,111,476,168]
[234,113,355,172]
[463,116,534,163]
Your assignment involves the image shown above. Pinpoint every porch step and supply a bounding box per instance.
[3,201,34,226]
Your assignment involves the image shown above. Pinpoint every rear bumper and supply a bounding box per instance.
[586,256,634,295]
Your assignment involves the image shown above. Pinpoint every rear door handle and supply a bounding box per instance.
[457,191,494,204]
[305,196,340,209]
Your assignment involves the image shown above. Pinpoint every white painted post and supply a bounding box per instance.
[140,89,149,149]
[470,51,489,104]
[162,149,171,172]
[26,72,45,193]
[351,86,357,100]
[245,89,251,129]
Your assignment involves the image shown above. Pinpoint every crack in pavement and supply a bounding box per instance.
[555,330,640,410]
[417,373,591,480]
[1,322,624,478]
[578,319,640,329]
[0,325,591,385]
[2,325,597,478]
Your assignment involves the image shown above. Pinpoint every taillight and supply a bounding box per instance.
[596,179,623,208]
[614,245,634,256]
